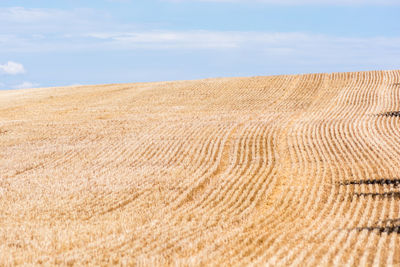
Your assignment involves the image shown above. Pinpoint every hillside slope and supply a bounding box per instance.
[1,70,400,265]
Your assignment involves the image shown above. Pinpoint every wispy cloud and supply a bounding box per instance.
[0,7,114,35]
[0,61,25,75]
[82,31,400,72]
[0,7,132,53]
[86,31,242,49]
[0,7,108,23]
[12,82,39,89]
[0,7,63,22]
[166,0,400,5]
[86,31,400,56]
[2,27,400,66]
[106,0,131,2]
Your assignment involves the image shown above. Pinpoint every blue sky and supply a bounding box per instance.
[0,0,399,89]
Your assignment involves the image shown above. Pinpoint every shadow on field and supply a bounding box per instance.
[338,178,400,200]
[338,179,400,234]
[352,218,400,235]
[377,111,400,117]
[339,178,400,187]
[353,191,400,199]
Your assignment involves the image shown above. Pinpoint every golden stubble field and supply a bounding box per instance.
[1,70,400,266]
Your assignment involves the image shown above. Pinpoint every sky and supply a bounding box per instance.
[0,0,399,90]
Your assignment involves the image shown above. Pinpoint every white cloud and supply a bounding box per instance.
[0,7,101,23]
[13,82,39,89]
[0,7,59,22]
[167,0,399,5]
[83,30,400,72]
[86,31,400,55]
[0,61,25,75]
[0,7,128,53]
[0,7,114,36]
[87,31,243,49]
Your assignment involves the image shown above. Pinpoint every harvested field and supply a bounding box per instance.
[1,70,400,265]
